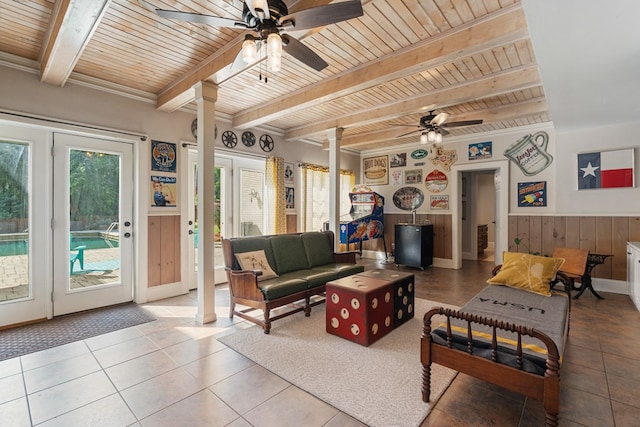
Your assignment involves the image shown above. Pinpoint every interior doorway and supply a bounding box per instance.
[461,171,496,263]
[451,160,508,269]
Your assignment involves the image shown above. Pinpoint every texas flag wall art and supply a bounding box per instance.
[578,148,635,190]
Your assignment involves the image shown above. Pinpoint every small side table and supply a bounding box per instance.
[574,253,612,300]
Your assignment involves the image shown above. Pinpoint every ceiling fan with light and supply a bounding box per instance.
[397,111,484,145]
[141,0,364,76]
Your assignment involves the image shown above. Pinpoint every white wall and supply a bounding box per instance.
[555,121,640,215]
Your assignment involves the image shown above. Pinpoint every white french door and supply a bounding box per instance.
[52,133,134,315]
[187,149,231,288]
[0,124,49,327]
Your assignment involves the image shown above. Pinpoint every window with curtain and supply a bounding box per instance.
[300,164,355,232]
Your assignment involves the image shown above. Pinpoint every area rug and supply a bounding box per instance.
[219,298,458,427]
[0,302,156,361]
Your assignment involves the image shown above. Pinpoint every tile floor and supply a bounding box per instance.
[1,259,640,426]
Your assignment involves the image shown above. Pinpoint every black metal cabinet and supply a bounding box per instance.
[394,224,433,269]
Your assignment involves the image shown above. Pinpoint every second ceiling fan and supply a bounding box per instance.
[398,111,484,145]
[142,0,364,74]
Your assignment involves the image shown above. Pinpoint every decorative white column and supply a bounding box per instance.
[194,81,218,324]
[327,127,343,251]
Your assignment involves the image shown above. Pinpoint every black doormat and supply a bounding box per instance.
[0,303,156,361]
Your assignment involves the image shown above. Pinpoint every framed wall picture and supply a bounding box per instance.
[151,140,177,172]
[285,186,295,210]
[363,155,388,185]
[390,152,407,168]
[404,169,422,185]
[518,181,546,207]
[151,175,177,208]
[284,162,294,184]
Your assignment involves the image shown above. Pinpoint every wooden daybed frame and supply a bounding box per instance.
[420,271,572,427]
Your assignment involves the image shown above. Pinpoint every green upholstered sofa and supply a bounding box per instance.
[222,231,364,334]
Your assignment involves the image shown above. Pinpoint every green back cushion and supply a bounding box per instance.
[302,232,335,267]
[270,234,309,274]
[230,237,277,272]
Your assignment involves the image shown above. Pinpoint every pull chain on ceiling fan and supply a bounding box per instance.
[140,0,364,79]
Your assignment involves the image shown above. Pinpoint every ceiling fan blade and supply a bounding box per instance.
[281,1,363,31]
[154,8,249,29]
[398,129,423,138]
[442,119,483,128]
[432,112,449,125]
[281,35,328,71]
[246,0,270,21]
[439,127,450,136]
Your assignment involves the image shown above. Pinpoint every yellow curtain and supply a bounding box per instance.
[266,156,286,234]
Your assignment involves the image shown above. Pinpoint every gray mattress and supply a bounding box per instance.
[430,285,570,375]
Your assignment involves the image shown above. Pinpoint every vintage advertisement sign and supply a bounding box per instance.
[430,195,449,210]
[151,175,177,207]
[428,147,458,171]
[469,142,492,160]
[363,155,388,185]
[151,140,177,172]
[518,181,546,207]
[425,169,448,193]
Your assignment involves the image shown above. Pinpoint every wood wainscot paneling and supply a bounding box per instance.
[148,215,181,286]
[509,216,640,281]
[286,214,297,233]
[373,213,452,260]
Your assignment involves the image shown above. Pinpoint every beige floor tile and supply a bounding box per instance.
[0,396,31,427]
[183,347,255,387]
[244,386,338,427]
[120,368,205,420]
[27,371,116,425]
[564,342,605,371]
[611,400,640,426]
[0,357,22,379]
[140,389,239,427]
[209,364,289,415]
[84,325,144,351]
[162,335,227,366]
[0,373,25,404]
[23,352,100,394]
[603,352,640,382]
[606,373,640,408]
[92,335,160,368]
[105,350,179,390]
[37,394,136,427]
[20,341,89,371]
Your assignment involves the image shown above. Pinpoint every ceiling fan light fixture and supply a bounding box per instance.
[435,131,443,144]
[427,130,437,144]
[420,132,429,145]
[267,32,282,72]
[242,35,257,63]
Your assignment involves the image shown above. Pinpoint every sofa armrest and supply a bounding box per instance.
[333,251,358,264]
[226,268,265,300]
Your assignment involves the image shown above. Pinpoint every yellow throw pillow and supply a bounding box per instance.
[235,250,279,281]
[487,252,565,296]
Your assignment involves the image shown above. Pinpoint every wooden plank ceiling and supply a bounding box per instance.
[0,0,551,152]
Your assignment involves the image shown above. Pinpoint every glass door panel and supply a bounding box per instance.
[0,141,30,303]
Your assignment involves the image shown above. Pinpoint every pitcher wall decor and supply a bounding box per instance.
[504,131,553,176]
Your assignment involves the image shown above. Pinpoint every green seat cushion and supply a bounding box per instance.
[270,234,310,274]
[283,269,337,288]
[258,277,308,300]
[313,263,364,278]
[302,231,336,267]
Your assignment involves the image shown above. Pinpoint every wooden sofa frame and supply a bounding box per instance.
[222,231,361,334]
[421,270,571,426]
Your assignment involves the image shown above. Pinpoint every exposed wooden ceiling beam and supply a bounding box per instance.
[290,64,541,141]
[231,5,528,129]
[324,97,549,149]
[155,0,335,112]
[39,0,111,86]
